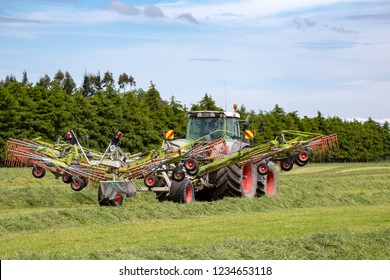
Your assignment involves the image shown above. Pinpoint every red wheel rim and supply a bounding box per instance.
[298,152,309,162]
[173,170,184,181]
[185,185,193,203]
[72,179,82,190]
[185,159,195,171]
[33,168,42,176]
[258,163,268,175]
[282,162,292,169]
[115,195,122,203]
[146,176,155,187]
[266,171,275,195]
[242,164,253,194]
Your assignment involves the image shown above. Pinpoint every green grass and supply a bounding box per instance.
[0,162,389,259]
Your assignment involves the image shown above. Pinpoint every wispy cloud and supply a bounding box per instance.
[144,5,165,18]
[188,58,232,62]
[298,40,359,50]
[108,0,140,16]
[0,16,50,26]
[344,13,390,21]
[107,1,165,19]
[293,17,358,33]
[342,79,372,86]
[176,13,198,24]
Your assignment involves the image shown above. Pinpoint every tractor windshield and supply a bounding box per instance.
[187,117,223,140]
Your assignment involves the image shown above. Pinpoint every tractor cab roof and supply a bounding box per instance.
[186,111,240,118]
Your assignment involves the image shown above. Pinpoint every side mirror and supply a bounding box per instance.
[258,122,265,133]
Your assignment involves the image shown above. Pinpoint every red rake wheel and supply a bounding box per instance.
[187,165,199,176]
[295,158,307,167]
[257,163,269,176]
[70,177,85,191]
[172,169,185,182]
[298,151,310,163]
[144,174,158,188]
[280,161,293,172]
[82,177,89,188]
[62,174,72,184]
[184,158,198,172]
[32,166,46,179]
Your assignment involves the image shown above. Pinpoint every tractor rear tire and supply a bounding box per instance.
[211,162,257,199]
[257,161,278,197]
[169,178,195,204]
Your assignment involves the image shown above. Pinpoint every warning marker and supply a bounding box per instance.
[165,130,174,139]
[244,130,254,139]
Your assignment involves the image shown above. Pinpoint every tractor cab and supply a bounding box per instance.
[185,111,241,142]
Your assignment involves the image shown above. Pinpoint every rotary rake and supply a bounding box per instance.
[4,128,338,205]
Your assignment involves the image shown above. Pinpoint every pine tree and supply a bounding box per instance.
[190,93,223,111]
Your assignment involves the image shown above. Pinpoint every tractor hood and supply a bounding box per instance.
[168,138,247,155]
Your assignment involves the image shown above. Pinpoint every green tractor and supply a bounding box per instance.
[167,108,277,201]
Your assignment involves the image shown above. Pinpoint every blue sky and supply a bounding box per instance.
[1,0,390,123]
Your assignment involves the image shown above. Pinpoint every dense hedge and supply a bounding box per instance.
[0,76,389,162]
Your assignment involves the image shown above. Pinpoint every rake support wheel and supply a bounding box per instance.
[169,178,195,204]
[70,176,85,191]
[32,166,46,179]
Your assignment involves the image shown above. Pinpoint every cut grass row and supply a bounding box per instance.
[1,204,389,259]
[8,229,390,260]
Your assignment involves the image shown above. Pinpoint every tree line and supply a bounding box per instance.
[0,71,389,163]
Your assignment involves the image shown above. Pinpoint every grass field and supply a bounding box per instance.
[0,162,389,260]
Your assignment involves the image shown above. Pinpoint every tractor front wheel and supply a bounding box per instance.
[211,162,257,199]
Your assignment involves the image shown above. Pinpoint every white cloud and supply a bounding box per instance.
[176,13,198,24]
[109,0,140,16]
[160,0,367,21]
[144,5,165,18]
